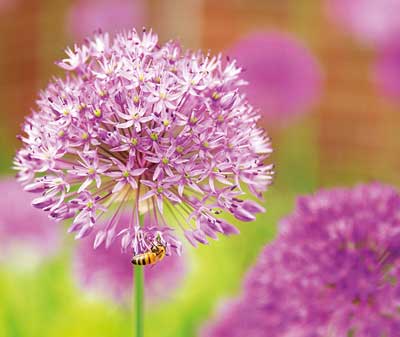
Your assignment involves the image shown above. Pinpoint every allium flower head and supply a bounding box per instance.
[203,183,400,337]
[67,0,147,41]
[227,32,322,124]
[14,29,273,257]
[0,178,59,270]
[74,212,186,303]
[325,0,400,45]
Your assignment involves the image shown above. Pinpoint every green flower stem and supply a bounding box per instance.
[134,264,144,337]
[134,214,145,337]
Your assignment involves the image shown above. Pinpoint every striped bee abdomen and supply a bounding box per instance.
[131,244,166,266]
[131,252,156,266]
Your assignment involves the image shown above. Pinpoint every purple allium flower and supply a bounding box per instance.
[373,39,400,102]
[325,0,400,46]
[203,183,400,337]
[14,29,273,257]
[73,212,186,303]
[227,32,322,124]
[0,178,59,269]
[67,0,147,41]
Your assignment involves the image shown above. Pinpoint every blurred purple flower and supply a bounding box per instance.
[67,0,147,41]
[203,183,400,337]
[14,29,273,256]
[0,0,15,13]
[73,212,186,303]
[373,39,400,102]
[227,32,322,124]
[325,0,400,45]
[0,178,59,269]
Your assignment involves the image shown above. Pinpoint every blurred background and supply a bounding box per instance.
[0,1,399,336]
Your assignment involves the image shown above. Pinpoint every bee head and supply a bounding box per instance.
[150,235,166,255]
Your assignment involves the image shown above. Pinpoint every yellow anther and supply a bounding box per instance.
[212,91,221,100]
[93,108,102,118]
[211,207,223,214]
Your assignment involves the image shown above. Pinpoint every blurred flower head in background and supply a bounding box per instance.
[325,0,400,46]
[372,39,400,103]
[227,32,322,125]
[0,0,17,13]
[14,29,273,258]
[0,178,59,271]
[67,0,147,41]
[203,183,400,337]
[74,212,186,304]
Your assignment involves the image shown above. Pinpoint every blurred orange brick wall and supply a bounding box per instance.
[202,0,400,187]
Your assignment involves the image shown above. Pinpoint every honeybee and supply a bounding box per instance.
[131,242,166,266]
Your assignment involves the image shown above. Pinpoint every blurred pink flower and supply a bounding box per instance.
[373,39,400,102]
[66,0,147,40]
[203,183,400,337]
[0,178,59,269]
[227,32,322,124]
[325,0,400,45]
[0,0,17,13]
[73,212,187,304]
